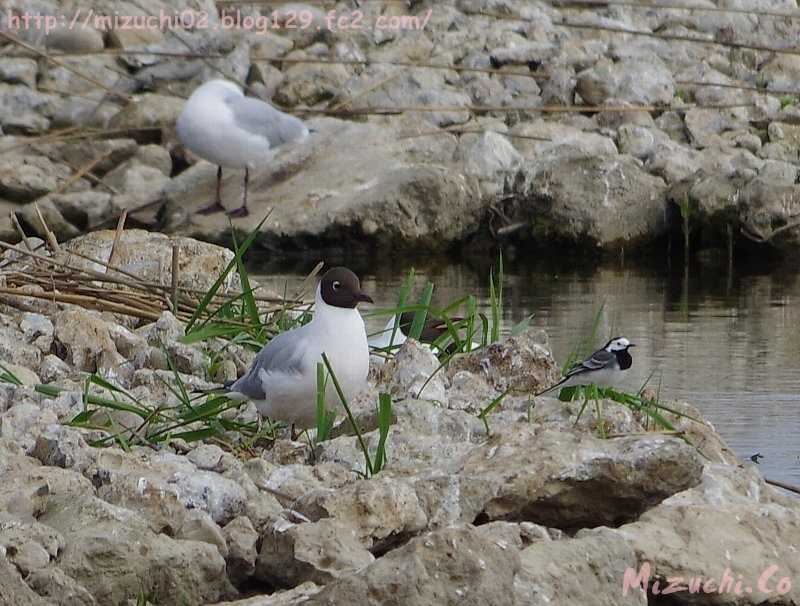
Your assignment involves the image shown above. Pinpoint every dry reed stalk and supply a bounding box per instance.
[107,209,128,272]
[557,0,800,20]
[765,478,800,496]
[33,204,61,254]
[9,214,34,255]
[0,286,162,320]
[171,244,180,312]
[329,70,404,112]
[398,127,551,141]
[42,150,116,203]
[2,128,163,155]
[0,239,154,294]
[293,102,755,116]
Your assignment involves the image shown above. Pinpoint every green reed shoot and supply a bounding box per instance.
[321,352,373,476]
[315,362,336,443]
[185,212,271,333]
[408,281,434,340]
[478,388,511,433]
[373,393,392,473]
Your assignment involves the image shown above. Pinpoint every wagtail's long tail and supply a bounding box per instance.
[534,376,570,398]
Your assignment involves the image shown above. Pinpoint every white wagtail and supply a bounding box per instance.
[176,79,309,218]
[223,267,372,430]
[536,336,636,396]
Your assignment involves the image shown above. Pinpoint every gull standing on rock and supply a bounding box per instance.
[223,267,373,431]
[176,79,310,218]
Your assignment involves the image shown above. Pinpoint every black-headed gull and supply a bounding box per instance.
[224,267,373,429]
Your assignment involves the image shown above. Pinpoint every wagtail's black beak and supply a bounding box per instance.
[628,344,636,347]
[356,291,374,304]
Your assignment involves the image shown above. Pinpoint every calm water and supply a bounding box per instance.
[251,255,800,488]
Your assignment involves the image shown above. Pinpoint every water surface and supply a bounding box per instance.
[251,254,800,488]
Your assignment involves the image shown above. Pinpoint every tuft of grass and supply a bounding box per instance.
[321,352,392,478]
[231,222,262,330]
[14,350,266,450]
[488,252,503,344]
[185,212,271,335]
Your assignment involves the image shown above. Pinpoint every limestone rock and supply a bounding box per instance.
[222,516,259,586]
[39,493,234,606]
[577,58,674,106]
[305,525,519,606]
[446,329,559,394]
[60,230,242,294]
[518,154,669,250]
[256,518,375,587]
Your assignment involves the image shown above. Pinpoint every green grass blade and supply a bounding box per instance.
[477,388,510,433]
[181,323,245,344]
[170,427,218,442]
[0,362,22,386]
[390,268,415,347]
[510,314,534,337]
[161,345,191,407]
[315,362,336,443]
[231,225,261,329]
[321,352,373,477]
[186,212,271,332]
[89,374,138,402]
[490,252,503,343]
[465,296,477,352]
[34,384,62,397]
[373,393,392,473]
[479,312,489,347]
[408,281,434,340]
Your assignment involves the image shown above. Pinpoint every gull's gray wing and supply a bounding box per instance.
[228,329,308,399]
[565,348,615,377]
[228,96,308,149]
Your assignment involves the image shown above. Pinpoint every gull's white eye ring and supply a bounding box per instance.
[332,281,341,291]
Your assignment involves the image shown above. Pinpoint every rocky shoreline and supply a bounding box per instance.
[0,231,798,606]
[3,1,800,256]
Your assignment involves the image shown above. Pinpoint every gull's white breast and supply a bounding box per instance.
[254,305,369,428]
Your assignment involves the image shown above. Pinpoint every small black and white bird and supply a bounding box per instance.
[222,267,372,429]
[536,336,636,397]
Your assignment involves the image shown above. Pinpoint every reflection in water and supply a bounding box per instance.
[251,255,800,487]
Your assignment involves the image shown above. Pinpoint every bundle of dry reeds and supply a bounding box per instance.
[0,208,309,328]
